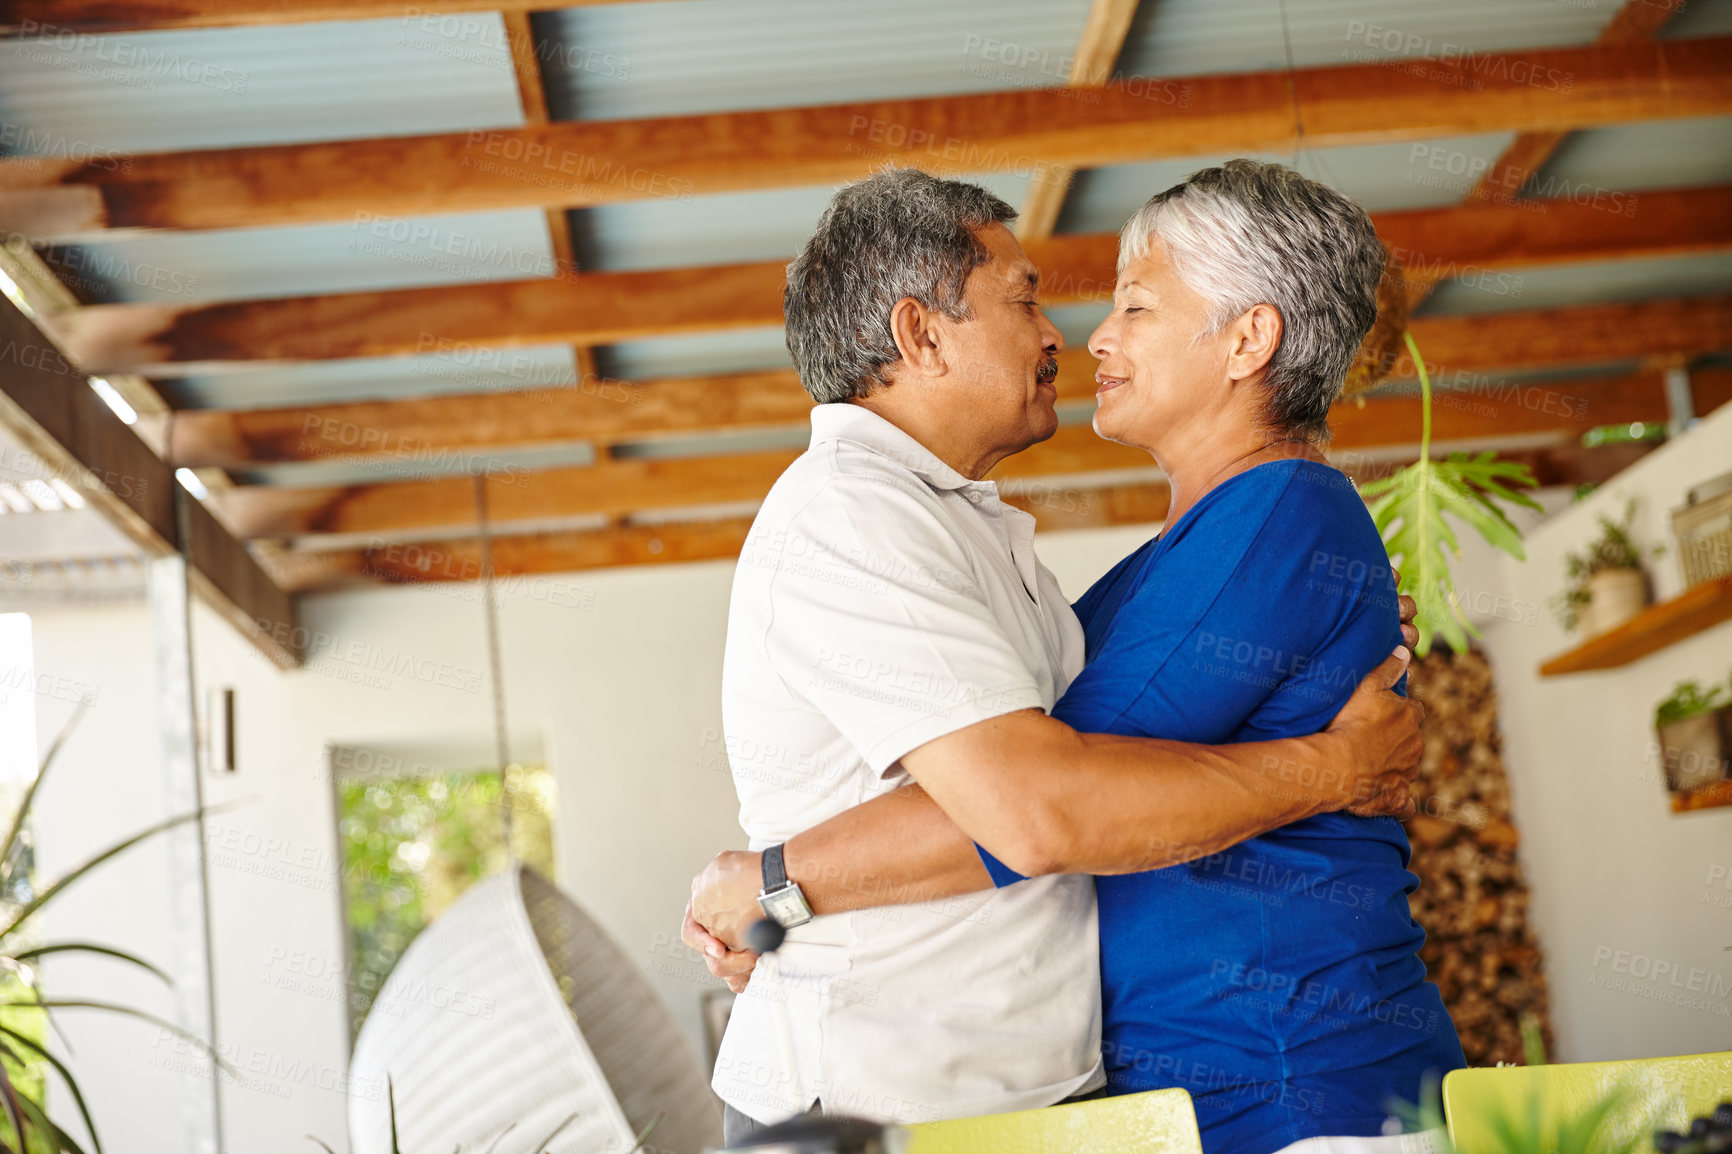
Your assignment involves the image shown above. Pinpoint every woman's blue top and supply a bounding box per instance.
[979,458,1464,1154]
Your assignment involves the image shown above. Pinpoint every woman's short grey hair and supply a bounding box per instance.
[785,169,1016,404]
[1119,159,1385,440]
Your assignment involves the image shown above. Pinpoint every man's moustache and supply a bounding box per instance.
[1035,358,1059,385]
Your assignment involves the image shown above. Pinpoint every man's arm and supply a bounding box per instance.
[688,647,1422,955]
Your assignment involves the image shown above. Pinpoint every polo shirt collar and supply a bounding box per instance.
[808,402,986,492]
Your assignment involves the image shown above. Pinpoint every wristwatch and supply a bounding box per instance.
[757,843,814,929]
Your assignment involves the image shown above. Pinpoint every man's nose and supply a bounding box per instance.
[1038,308,1065,354]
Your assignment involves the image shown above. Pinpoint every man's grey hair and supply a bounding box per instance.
[785,169,1016,405]
[1119,159,1385,440]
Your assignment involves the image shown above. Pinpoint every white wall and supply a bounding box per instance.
[1477,403,1732,1061]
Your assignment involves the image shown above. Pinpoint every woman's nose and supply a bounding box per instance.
[1088,317,1117,361]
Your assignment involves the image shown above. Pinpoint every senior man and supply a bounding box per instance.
[689,169,1423,1145]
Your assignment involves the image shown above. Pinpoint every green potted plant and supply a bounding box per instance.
[1551,500,1659,639]
[1653,676,1732,793]
[0,700,226,1152]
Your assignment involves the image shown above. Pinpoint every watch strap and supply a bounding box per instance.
[762,842,789,892]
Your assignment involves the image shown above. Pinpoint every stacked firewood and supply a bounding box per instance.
[1404,647,1555,1066]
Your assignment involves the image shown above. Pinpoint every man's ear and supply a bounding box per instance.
[1225,303,1282,383]
[888,297,947,378]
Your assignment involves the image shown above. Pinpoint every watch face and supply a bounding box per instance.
[759,883,814,928]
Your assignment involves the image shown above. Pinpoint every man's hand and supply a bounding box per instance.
[1324,648,1425,818]
[691,849,764,949]
[682,901,758,993]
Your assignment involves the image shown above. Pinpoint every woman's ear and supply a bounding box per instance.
[1225,303,1282,382]
[888,296,947,378]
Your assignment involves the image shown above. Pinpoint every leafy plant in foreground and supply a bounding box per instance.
[307,1076,654,1153]
[1362,333,1542,655]
[1389,1018,1653,1154]
[0,701,225,1154]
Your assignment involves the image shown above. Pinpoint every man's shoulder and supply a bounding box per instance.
[735,441,979,598]
[774,436,938,499]
[756,438,954,537]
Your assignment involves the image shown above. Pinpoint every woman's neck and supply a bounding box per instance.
[1156,426,1324,530]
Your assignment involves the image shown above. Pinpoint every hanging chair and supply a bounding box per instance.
[348,863,724,1153]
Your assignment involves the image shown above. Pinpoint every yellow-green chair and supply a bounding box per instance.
[904,1087,1202,1154]
[1442,1051,1732,1154]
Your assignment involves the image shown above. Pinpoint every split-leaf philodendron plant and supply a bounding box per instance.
[1361,333,1543,656]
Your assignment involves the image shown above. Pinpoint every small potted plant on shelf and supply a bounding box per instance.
[1551,500,1659,639]
[1653,676,1732,793]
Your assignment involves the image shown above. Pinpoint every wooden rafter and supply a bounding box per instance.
[500,9,600,384]
[1016,0,1143,242]
[4,37,1727,238]
[45,183,1732,377]
[0,0,645,34]
[0,292,299,665]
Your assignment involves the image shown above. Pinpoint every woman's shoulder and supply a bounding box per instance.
[1172,459,1396,611]
[1172,458,1364,547]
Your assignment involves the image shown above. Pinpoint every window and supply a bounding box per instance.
[334,762,557,1040]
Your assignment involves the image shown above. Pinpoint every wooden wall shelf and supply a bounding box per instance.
[1672,779,1732,813]
[1539,577,1732,676]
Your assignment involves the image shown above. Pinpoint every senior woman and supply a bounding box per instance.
[690,160,1462,1154]
[1013,159,1466,1149]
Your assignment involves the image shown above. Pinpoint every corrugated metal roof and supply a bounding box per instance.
[575,170,1031,273]
[595,326,791,382]
[1058,132,1520,235]
[164,346,579,410]
[1116,0,1617,80]
[0,15,524,155]
[1534,114,1732,193]
[1422,252,1732,317]
[48,209,558,305]
[1663,0,1732,39]
[539,0,1096,121]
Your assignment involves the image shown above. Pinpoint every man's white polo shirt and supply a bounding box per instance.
[712,402,1102,1126]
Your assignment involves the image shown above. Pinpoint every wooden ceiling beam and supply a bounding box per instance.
[207,342,1732,543]
[4,37,1727,239]
[0,0,645,35]
[46,183,1732,377]
[0,291,299,666]
[500,8,600,384]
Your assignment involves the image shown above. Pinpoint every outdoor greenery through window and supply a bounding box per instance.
[336,763,556,1041]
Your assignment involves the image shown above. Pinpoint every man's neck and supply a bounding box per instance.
[849,394,1008,481]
